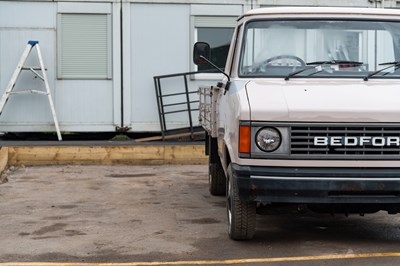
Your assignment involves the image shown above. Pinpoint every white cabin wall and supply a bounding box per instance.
[128,3,190,131]
[0,2,57,131]
[55,2,117,132]
[127,2,244,132]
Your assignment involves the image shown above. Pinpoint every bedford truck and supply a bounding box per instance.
[194,7,400,240]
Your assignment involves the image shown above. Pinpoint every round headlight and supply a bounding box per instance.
[256,127,281,152]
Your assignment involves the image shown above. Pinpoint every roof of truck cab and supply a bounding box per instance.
[239,7,400,20]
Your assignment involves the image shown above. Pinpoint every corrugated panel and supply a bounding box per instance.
[58,13,111,79]
[193,16,237,28]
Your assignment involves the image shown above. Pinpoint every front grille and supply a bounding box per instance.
[290,124,400,159]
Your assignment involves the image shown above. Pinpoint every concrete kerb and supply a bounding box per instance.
[3,144,207,166]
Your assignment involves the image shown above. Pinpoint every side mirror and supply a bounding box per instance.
[193,42,210,65]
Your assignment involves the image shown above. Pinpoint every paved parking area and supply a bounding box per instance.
[1,165,400,265]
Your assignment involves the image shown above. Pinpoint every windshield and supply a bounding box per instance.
[239,19,400,79]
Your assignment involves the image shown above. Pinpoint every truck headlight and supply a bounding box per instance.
[256,127,281,152]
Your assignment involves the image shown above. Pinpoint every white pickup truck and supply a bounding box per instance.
[194,7,400,240]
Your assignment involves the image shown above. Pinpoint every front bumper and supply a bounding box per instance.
[231,163,400,204]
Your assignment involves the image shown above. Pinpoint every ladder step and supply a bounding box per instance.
[9,90,48,95]
[21,67,47,71]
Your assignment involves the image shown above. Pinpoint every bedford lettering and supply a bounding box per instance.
[313,136,400,146]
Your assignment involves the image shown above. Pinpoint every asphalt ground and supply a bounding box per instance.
[1,164,400,265]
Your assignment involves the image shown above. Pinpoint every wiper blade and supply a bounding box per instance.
[284,66,314,81]
[364,61,400,81]
[285,60,364,80]
[307,60,364,65]
[379,61,400,66]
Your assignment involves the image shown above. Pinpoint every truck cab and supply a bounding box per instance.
[195,7,400,240]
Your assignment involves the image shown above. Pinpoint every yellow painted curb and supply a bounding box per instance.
[0,147,8,175]
[7,145,207,166]
[2,252,400,265]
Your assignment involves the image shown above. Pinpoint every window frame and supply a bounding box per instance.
[238,18,400,79]
[57,11,112,80]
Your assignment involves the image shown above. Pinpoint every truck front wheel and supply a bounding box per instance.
[226,163,256,240]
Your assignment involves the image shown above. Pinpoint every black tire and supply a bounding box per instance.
[226,163,256,240]
[209,157,226,196]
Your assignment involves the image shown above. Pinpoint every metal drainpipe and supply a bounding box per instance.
[116,0,130,133]
[120,0,124,130]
